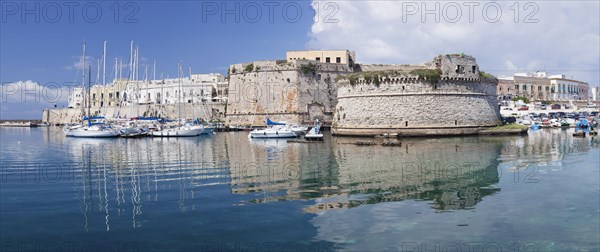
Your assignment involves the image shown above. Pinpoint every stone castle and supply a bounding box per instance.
[43,50,501,137]
[225,52,501,136]
[332,54,501,136]
[225,52,354,126]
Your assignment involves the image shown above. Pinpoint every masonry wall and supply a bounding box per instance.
[332,77,501,136]
[225,60,353,126]
[42,102,226,125]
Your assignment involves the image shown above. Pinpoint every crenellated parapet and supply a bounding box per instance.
[332,54,501,136]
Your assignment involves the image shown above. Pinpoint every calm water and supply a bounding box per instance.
[0,127,598,251]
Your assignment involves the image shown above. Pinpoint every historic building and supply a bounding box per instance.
[496,72,589,102]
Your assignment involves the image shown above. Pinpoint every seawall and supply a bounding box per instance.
[42,103,225,125]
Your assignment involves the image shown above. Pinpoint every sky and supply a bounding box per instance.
[1,0,599,119]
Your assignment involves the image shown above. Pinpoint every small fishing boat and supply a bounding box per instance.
[575,118,589,128]
[304,120,323,141]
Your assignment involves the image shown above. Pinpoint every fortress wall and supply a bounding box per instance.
[42,103,226,125]
[332,80,501,136]
[225,60,352,126]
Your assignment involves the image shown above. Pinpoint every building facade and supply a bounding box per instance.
[68,73,227,109]
[286,50,356,67]
[496,72,589,102]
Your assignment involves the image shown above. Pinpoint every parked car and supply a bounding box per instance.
[551,104,561,110]
[518,106,529,111]
[502,116,517,124]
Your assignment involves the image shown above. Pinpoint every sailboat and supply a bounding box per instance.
[65,42,119,138]
[151,62,203,137]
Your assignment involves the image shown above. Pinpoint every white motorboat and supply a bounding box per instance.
[249,125,297,139]
[304,120,323,141]
[249,118,298,139]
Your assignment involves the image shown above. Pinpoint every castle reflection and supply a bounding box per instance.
[230,136,503,212]
[63,128,597,231]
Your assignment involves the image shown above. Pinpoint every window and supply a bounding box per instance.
[538,86,542,91]
[316,57,320,61]
[336,57,341,63]
[515,84,519,90]
[325,57,330,63]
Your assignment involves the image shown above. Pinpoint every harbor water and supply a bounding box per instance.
[0,127,598,251]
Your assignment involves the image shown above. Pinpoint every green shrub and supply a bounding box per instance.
[479,71,495,78]
[409,69,442,84]
[300,63,317,76]
[244,63,254,72]
[512,96,530,104]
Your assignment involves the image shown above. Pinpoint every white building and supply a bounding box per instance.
[69,73,228,108]
[68,87,84,108]
[549,75,589,101]
[591,87,599,101]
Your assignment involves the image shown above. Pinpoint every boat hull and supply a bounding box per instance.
[66,130,119,138]
[249,130,297,138]
[150,127,203,137]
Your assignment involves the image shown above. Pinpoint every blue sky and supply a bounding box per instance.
[1,1,599,119]
[1,1,314,83]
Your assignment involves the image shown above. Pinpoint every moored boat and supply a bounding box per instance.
[304,120,323,141]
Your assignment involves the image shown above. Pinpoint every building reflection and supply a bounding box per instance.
[66,135,227,231]
[59,128,598,231]
[228,136,504,212]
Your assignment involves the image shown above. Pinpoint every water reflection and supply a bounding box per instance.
[18,128,597,232]
[231,136,503,212]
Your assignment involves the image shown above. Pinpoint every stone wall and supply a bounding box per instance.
[332,55,500,136]
[42,102,226,125]
[225,60,353,126]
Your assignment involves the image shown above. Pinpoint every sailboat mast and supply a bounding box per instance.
[87,65,92,126]
[81,41,86,122]
[129,41,133,80]
[178,62,182,123]
[103,41,107,85]
[114,58,118,82]
[153,60,156,81]
[96,58,101,84]
[135,46,139,81]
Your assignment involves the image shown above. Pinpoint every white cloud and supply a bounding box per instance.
[64,55,96,71]
[307,1,600,85]
[0,81,72,119]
